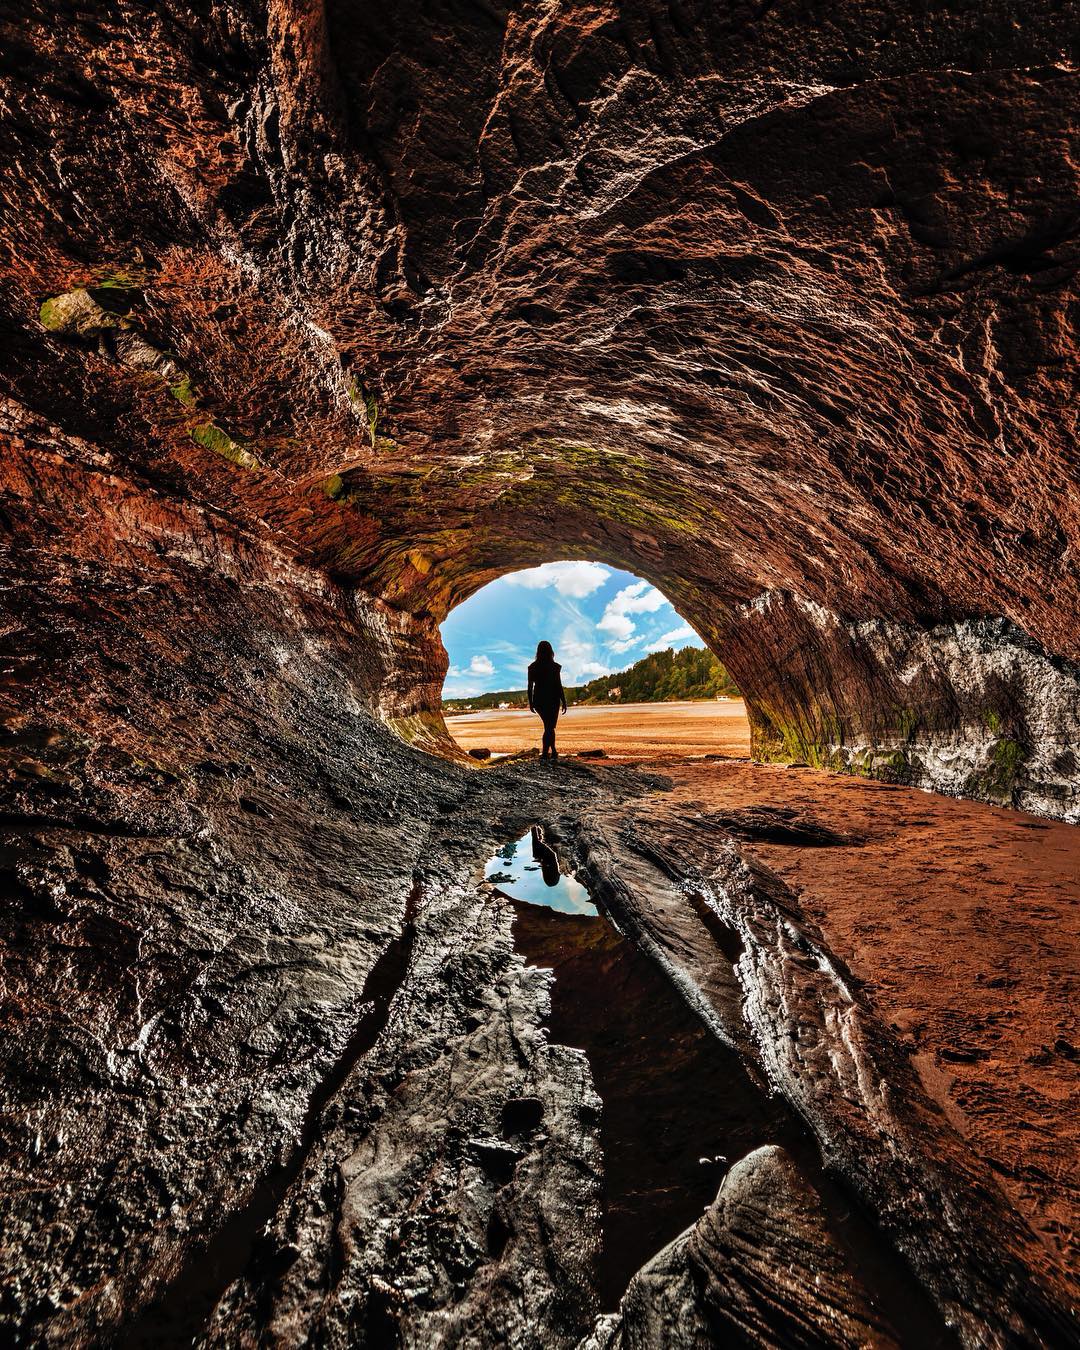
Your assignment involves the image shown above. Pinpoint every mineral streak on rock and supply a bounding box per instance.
[2,1,1079,1346]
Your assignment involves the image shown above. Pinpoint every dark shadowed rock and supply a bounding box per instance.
[699,806,865,847]
[591,1146,901,1349]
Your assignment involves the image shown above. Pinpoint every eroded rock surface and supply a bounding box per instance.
[2,2,1079,1346]
[592,1146,902,1350]
[2,0,1078,805]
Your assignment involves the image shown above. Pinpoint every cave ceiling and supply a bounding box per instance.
[4,0,1077,646]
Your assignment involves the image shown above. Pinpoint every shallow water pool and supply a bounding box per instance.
[485,829,597,915]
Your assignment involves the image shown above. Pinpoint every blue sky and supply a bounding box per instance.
[441,561,701,698]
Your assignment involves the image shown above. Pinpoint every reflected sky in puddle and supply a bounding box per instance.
[485,829,598,916]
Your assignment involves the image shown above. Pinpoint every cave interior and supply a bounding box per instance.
[2,0,1079,1345]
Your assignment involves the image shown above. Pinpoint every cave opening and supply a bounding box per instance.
[435,560,747,761]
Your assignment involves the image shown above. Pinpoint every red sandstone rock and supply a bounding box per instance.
[1,2,1078,1344]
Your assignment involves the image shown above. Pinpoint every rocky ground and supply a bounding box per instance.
[4,686,1077,1344]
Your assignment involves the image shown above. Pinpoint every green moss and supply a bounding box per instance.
[39,296,71,330]
[91,271,141,291]
[40,288,125,334]
[323,472,364,505]
[40,281,141,336]
[988,737,1024,792]
[489,441,708,539]
[347,377,379,447]
[994,737,1023,774]
[170,374,196,406]
[190,423,260,471]
[981,708,1002,734]
[966,736,1026,803]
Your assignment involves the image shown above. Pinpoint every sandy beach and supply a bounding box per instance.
[445,698,751,759]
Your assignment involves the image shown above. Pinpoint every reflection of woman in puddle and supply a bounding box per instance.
[527,640,568,761]
[530,824,562,887]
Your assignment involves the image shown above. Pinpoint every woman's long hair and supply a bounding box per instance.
[535,640,555,663]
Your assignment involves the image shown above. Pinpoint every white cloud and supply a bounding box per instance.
[607,635,644,654]
[553,624,613,684]
[597,580,668,648]
[597,611,635,641]
[504,561,611,598]
[645,624,697,652]
[446,653,496,681]
[443,681,483,699]
[616,581,667,616]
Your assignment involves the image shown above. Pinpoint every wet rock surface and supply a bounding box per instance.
[508,892,805,1311]
[593,1145,908,1350]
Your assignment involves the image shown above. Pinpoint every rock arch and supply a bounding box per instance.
[2,2,1079,1343]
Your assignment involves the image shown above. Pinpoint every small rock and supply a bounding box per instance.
[467,1137,522,1185]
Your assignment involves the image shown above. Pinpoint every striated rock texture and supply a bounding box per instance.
[2,0,1078,807]
[592,1145,902,1350]
[2,2,1080,1346]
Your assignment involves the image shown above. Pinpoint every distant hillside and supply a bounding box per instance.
[573,645,739,704]
[442,645,738,711]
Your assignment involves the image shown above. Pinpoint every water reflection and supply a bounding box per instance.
[485,828,598,916]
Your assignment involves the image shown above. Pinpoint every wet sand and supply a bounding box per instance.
[446,699,752,759]
[650,759,1080,1291]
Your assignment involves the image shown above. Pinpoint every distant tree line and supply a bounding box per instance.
[573,645,739,704]
[442,645,739,711]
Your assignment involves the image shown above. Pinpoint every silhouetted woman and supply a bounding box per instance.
[528,641,568,760]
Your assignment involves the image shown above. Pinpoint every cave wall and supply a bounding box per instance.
[719,591,1080,819]
[3,0,1077,815]
[0,394,460,1336]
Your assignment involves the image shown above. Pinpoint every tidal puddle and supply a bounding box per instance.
[485,828,597,915]
[488,829,955,1344]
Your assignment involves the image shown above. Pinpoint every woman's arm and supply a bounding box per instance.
[559,674,567,713]
[527,671,535,712]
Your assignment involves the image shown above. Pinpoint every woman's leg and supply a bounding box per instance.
[537,707,553,756]
[543,708,559,759]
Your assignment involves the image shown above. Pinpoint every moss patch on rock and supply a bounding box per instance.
[969,737,1027,804]
[40,288,126,337]
[190,423,261,471]
[170,374,197,406]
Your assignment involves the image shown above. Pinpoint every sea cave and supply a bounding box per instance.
[1,1,1078,1345]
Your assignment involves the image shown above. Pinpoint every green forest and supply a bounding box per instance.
[442,645,739,711]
